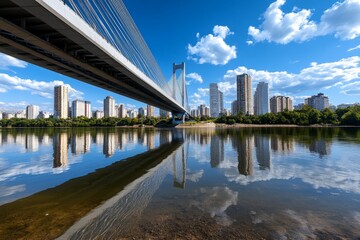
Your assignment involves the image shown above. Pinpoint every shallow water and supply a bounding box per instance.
[0,127,359,239]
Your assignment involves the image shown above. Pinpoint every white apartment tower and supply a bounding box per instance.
[72,100,85,118]
[26,105,40,119]
[104,96,116,117]
[54,85,69,119]
[118,104,127,118]
[237,74,253,115]
[254,82,269,116]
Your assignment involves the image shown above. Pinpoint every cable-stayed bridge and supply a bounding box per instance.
[0,0,189,117]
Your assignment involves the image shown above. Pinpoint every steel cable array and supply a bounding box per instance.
[63,0,188,111]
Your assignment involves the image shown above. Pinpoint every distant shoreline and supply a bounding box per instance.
[175,123,360,128]
[1,123,359,129]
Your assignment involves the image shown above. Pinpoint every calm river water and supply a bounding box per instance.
[0,127,360,239]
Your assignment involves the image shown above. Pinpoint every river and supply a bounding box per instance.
[0,127,359,239]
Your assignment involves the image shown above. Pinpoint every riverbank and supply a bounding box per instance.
[174,122,359,128]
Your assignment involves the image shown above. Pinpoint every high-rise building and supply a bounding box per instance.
[104,96,116,117]
[270,96,293,113]
[138,107,146,117]
[254,82,269,116]
[39,111,51,119]
[231,100,238,115]
[205,106,210,117]
[54,85,69,119]
[72,100,85,118]
[85,101,91,118]
[305,93,329,111]
[94,110,104,119]
[198,104,206,117]
[191,109,200,117]
[147,105,154,117]
[210,83,223,117]
[237,74,253,115]
[127,110,137,118]
[26,105,39,119]
[219,91,224,114]
[118,104,127,118]
[15,110,26,118]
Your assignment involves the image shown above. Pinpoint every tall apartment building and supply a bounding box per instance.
[237,74,253,115]
[72,100,85,118]
[84,101,91,118]
[118,104,127,118]
[306,93,329,111]
[138,107,146,117]
[104,96,116,117]
[270,96,293,113]
[26,105,39,119]
[147,105,154,117]
[254,82,269,116]
[210,83,223,117]
[94,110,104,119]
[231,100,238,115]
[54,85,69,119]
[191,109,200,117]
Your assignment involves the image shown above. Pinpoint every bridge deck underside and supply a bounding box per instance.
[0,0,186,114]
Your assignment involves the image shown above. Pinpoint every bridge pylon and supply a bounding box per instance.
[172,62,186,123]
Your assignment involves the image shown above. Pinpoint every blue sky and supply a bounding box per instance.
[0,0,360,113]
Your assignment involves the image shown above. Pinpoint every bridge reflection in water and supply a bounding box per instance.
[61,133,188,240]
[0,129,188,240]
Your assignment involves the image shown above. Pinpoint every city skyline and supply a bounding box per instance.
[1,0,360,113]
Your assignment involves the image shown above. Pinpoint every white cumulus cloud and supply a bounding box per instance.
[0,73,83,101]
[188,25,236,65]
[222,56,360,97]
[0,53,27,69]
[186,72,203,85]
[248,0,360,44]
[348,44,360,52]
[189,87,209,109]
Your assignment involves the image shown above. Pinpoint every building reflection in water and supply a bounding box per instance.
[25,134,39,152]
[255,136,271,170]
[118,131,128,150]
[53,131,69,168]
[103,131,117,157]
[15,134,26,146]
[71,132,91,155]
[146,131,155,150]
[159,130,172,145]
[210,135,224,168]
[271,135,294,153]
[237,135,254,176]
[309,139,331,158]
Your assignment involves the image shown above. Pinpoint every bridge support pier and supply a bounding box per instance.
[172,112,185,124]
